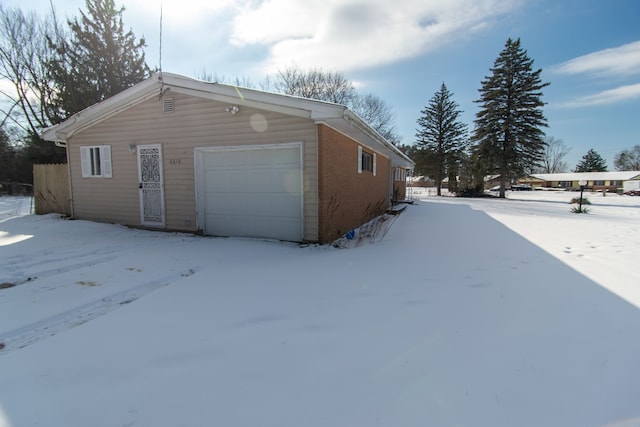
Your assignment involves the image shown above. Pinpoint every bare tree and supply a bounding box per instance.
[0,4,63,134]
[614,145,640,171]
[268,66,400,143]
[193,70,256,89]
[539,136,570,173]
[271,66,356,105]
[350,93,400,144]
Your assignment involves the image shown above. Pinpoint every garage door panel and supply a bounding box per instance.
[251,170,301,193]
[250,149,272,166]
[206,214,300,241]
[206,193,300,217]
[201,145,302,241]
[205,150,245,169]
[271,147,300,165]
[204,193,251,215]
[205,170,251,193]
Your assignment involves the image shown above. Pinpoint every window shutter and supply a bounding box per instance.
[80,147,91,177]
[373,153,377,176]
[358,146,362,174]
[101,145,112,178]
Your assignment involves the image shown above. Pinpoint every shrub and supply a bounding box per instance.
[570,206,590,214]
[570,196,591,205]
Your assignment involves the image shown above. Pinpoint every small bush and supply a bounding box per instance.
[570,206,590,214]
[570,197,591,205]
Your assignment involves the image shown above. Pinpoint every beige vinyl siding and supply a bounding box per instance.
[67,92,319,241]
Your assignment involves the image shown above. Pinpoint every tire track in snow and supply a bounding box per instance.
[0,267,199,354]
[1,247,124,285]
[2,254,120,287]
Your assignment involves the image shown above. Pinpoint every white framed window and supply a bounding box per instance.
[394,168,407,181]
[80,145,112,178]
[358,146,376,176]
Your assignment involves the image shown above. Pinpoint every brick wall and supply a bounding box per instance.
[317,124,390,243]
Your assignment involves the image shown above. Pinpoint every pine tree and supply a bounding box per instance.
[472,38,549,198]
[415,83,468,195]
[0,128,14,183]
[574,149,608,172]
[48,0,149,119]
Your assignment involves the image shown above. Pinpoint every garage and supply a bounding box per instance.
[196,144,303,241]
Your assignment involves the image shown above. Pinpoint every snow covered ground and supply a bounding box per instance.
[1,192,639,427]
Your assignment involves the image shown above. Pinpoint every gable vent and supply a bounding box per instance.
[162,98,174,113]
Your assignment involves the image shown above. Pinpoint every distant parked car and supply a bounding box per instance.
[510,184,532,191]
[624,189,640,196]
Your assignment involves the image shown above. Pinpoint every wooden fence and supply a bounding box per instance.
[33,163,71,216]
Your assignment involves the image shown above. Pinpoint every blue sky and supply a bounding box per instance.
[5,0,640,169]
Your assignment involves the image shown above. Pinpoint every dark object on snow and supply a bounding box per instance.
[511,184,532,191]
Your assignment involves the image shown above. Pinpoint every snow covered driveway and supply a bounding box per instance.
[1,195,639,427]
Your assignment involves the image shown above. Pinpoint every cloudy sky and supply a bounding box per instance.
[4,0,640,169]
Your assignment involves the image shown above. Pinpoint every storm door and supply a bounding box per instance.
[137,144,166,227]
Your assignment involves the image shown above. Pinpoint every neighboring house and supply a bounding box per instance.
[41,72,414,243]
[519,172,640,192]
[483,175,502,190]
[407,176,433,188]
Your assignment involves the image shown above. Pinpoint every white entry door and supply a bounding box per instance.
[137,144,165,227]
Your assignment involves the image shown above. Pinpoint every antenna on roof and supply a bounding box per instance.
[158,1,169,98]
[159,1,163,80]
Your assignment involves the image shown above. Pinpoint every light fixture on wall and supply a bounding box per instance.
[225,105,240,115]
[128,144,137,154]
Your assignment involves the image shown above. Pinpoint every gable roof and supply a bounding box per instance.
[529,171,640,182]
[41,72,414,168]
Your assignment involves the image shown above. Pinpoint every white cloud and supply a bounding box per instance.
[228,0,520,73]
[559,83,640,108]
[553,40,640,77]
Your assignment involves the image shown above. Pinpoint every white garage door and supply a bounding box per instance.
[201,144,303,241]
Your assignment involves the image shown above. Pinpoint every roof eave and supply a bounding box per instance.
[41,75,162,142]
[39,72,414,170]
[327,110,414,168]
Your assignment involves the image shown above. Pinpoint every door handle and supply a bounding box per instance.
[139,183,143,189]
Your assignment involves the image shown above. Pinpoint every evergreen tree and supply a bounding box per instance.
[48,0,149,119]
[0,128,15,183]
[415,83,468,195]
[472,38,549,198]
[614,145,640,171]
[574,149,608,172]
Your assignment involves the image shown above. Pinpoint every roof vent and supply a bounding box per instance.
[162,98,174,113]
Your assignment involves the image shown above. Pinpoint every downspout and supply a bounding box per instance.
[55,137,74,218]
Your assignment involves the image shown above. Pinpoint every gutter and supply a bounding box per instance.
[342,109,414,167]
